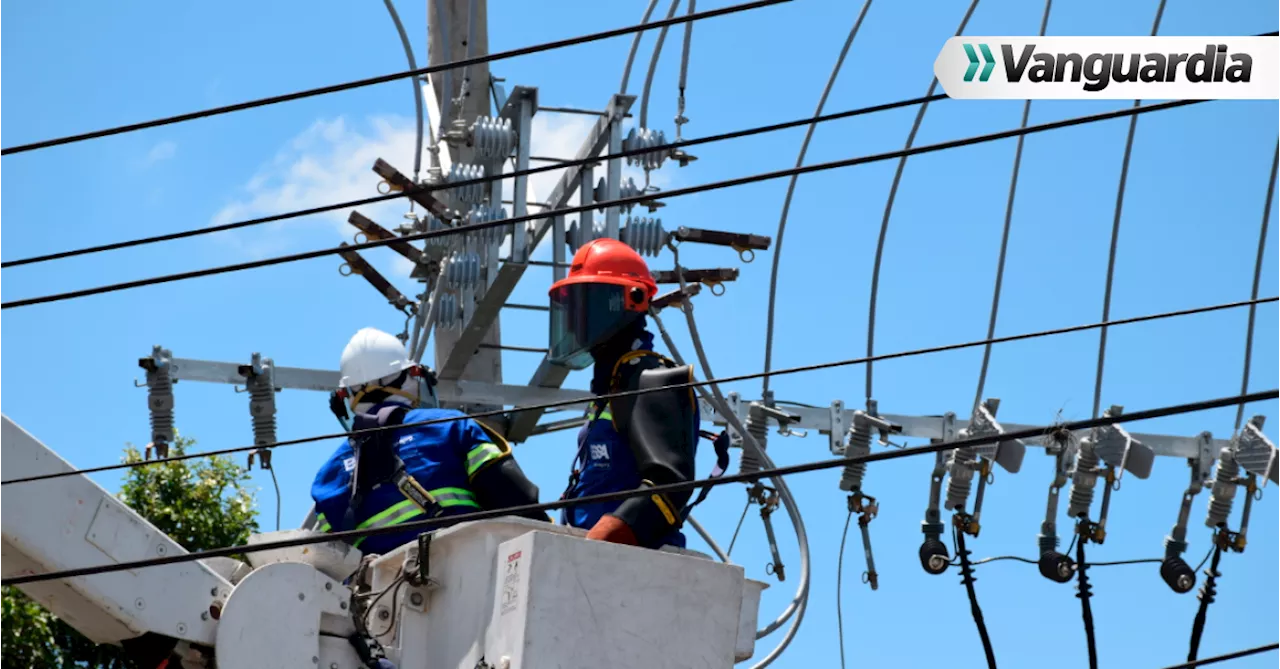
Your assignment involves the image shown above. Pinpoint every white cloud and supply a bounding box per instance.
[145,140,177,166]
[210,112,680,267]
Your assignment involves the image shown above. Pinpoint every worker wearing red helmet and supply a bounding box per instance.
[548,238,700,549]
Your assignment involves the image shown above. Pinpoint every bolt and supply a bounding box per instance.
[378,608,391,621]
[340,601,348,610]
[409,591,424,606]
[211,588,219,596]
[325,582,333,591]
[1178,573,1195,592]
[176,623,187,635]
[134,598,146,610]
[200,611,210,621]
[298,593,306,601]
[312,656,319,664]
[156,545,168,556]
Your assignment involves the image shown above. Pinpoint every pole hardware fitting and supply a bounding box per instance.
[756,404,805,439]
[138,345,177,460]
[651,284,702,312]
[848,492,881,591]
[651,268,738,296]
[670,226,772,263]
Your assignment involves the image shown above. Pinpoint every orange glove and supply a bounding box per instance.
[585,515,638,545]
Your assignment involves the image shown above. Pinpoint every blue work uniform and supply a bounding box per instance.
[561,400,700,549]
[311,403,508,555]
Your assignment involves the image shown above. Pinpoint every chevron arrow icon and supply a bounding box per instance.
[962,43,996,82]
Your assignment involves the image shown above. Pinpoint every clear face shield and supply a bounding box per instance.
[548,282,645,370]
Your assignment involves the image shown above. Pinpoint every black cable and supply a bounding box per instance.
[1187,542,1224,662]
[5,296,1271,487]
[0,0,787,157]
[969,555,1160,567]
[1156,642,1278,669]
[1,98,1206,308]
[1235,142,1278,430]
[1077,531,1098,669]
[836,507,854,669]
[3,389,1270,587]
[725,498,752,556]
[2,92,945,269]
[1193,543,1214,574]
[954,525,997,669]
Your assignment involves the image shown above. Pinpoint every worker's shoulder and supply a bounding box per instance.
[399,406,478,434]
[612,351,679,388]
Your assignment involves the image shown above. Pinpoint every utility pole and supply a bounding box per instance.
[425,0,506,416]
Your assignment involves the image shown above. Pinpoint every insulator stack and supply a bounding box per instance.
[446,163,487,205]
[470,116,517,161]
[465,205,509,248]
[567,219,605,253]
[437,292,461,330]
[1067,445,1101,518]
[1039,533,1059,554]
[444,251,482,289]
[839,420,872,493]
[595,176,642,213]
[144,351,175,454]
[944,447,977,511]
[246,357,277,447]
[620,217,666,257]
[624,127,668,170]
[422,215,453,249]
[1205,448,1239,528]
[738,407,770,477]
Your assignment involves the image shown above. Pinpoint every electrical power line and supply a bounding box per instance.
[4,388,1273,587]
[1,98,1208,309]
[1153,642,1279,669]
[5,294,1271,486]
[0,0,788,157]
[0,93,946,269]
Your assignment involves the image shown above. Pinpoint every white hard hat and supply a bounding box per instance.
[339,327,414,390]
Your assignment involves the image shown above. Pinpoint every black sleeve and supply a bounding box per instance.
[470,456,551,522]
[609,358,699,547]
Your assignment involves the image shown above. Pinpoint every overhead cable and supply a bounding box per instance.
[4,294,1273,486]
[866,0,980,406]
[955,526,998,668]
[1,98,1207,309]
[1093,0,1167,419]
[5,389,1272,587]
[1,93,946,269]
[0,0,788,156]
[761,0,875,397]
[1235,141,1278,430]
[972,0,1052,414]
[1153,642,1279,669]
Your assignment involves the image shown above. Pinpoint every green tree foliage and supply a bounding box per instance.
[1,435,260,668]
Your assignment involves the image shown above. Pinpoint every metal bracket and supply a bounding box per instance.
[828,400,847,455]
[1235,415,1278,486]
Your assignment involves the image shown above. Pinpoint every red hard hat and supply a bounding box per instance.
[546,239,657,369]
[549,238,658,302]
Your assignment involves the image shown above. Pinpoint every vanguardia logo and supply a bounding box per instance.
[938,37,1277,100]
[963,44,996,82]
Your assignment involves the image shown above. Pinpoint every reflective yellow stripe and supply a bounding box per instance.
[466,442,506,477]
[596,409,613,422]
[316,514,331,533]
[350,488,480,549]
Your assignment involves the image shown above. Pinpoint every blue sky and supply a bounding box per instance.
[3,1,1277,667]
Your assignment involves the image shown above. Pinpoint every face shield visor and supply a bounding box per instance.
[548,282,646,370]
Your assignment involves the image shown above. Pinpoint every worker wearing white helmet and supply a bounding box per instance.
[310,327,547,556]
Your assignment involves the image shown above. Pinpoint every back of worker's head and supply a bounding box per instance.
[337,327,438,412]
